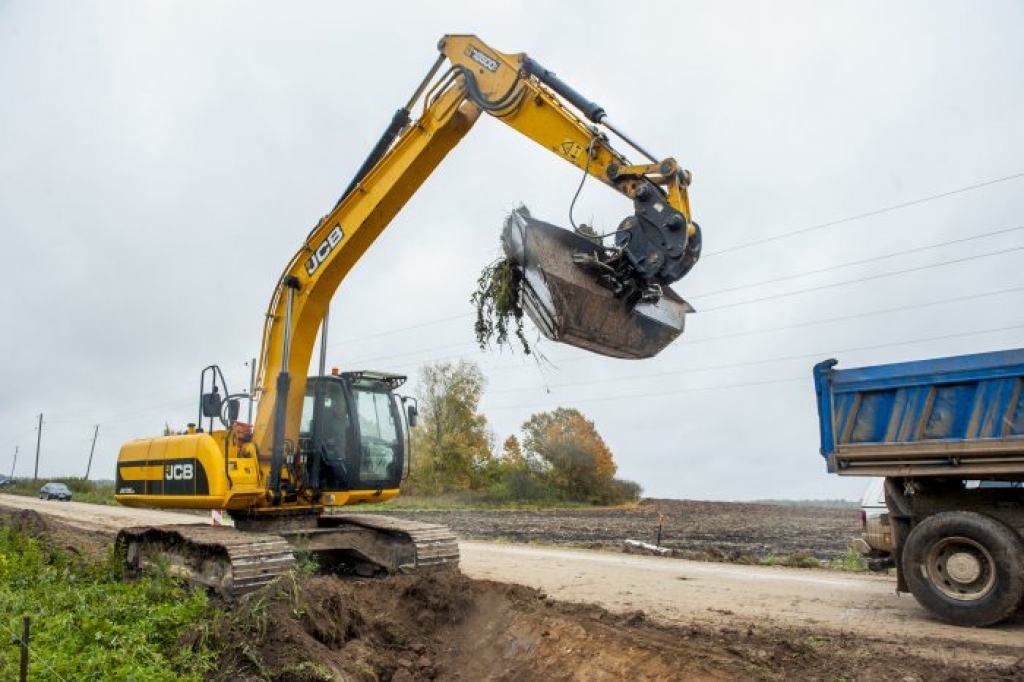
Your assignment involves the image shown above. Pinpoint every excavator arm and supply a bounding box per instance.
[114,35,705,589]
[250,34,703,499]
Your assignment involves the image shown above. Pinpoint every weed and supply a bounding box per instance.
[759,551,823,569]
[471,255,530,354]
[293,549,320,577]
[282,661,336,681]
[240,593,270,640]
[829,546,868,572]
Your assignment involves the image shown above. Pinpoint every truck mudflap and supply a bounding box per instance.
[502,207,694,360]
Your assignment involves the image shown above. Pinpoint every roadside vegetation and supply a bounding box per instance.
[3,477,116,505]
[0,514,213,681]
[404,360,643,506]
[756,549,867,571]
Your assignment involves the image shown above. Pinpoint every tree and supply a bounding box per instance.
[520,407,621,503]
[409,360,492,492]
[500,435,524,466]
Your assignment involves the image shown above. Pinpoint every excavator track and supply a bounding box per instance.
[319,513,460,571]
[118,515,459,596]
[117,524,295,597]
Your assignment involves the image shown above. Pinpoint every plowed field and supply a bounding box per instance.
[357,498,859,563]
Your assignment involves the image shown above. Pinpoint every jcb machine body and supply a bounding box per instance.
[116,35,704,594]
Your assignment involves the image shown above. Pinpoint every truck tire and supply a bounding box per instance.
[902,511,1024,627]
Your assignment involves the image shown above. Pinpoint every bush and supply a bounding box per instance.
[598,478,644,505]
[0,519,214,681]
[487,469,560,503]
[830,546,869,572]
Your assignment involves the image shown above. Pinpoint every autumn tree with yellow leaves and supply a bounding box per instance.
[407,361,640,504]
[521,407,639,504]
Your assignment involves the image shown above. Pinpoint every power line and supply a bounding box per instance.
[2,426,38,451]
[343,286,1024,396]
[686,286,1024,346]
[484,323,1024,411]
[699,245,1023,312]
[488,320,1024,396]
[689,225,1023,299]
[342,279,1024,373]
[343,339,475,367]
[704,172,1024,257]
[328,312,470,348]
[321,220,1024,351]
[46,252,1024,426]
[77,280,1015,419]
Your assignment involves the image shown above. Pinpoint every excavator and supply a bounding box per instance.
[115,34,703,595]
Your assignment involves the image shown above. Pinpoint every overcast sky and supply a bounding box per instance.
[1,1,1022,501]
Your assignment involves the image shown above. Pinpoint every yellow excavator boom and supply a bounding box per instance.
[252,35,701,485]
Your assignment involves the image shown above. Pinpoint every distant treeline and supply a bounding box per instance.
[751,499,859,509]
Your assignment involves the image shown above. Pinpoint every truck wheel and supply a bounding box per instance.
[902,511,1024,627]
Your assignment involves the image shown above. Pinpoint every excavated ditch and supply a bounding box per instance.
[4,507,1023,681]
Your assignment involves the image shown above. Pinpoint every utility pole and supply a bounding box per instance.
[33,413,43,483]
[85,424,99,479]
[11,446,17,478]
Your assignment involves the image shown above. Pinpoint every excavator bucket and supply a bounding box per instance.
[502,207,694,360]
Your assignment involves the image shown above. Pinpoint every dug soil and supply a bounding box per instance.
[214,571,1023,682]
[5,508,1023,682]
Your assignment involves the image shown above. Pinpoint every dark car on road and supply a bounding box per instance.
[0,475,15,488]
[39,482,72,501]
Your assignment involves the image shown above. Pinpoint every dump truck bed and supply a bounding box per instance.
[813,349,1024,477]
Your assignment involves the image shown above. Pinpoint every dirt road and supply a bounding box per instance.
[460,541,1023,661]
[3,494,1022,665]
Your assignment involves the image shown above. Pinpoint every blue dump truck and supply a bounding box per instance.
[814,349,1024,627]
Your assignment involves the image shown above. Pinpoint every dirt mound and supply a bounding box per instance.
[9,508,48,535]
[213,571,479,681]
[3,507,110,561]
[209,570,1022,682]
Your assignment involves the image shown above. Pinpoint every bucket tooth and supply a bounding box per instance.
[502,207,693,359]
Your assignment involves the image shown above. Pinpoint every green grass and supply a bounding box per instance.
[757,546,869,572]
[3,477,117,505]
[828,546,869,572]
[758,551,824,569]
[0,520,215,681]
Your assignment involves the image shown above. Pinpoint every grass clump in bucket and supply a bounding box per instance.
[471,256,531,355]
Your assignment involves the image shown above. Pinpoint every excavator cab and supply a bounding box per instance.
[299,371,408,495]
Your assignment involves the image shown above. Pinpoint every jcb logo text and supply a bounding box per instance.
[165,464,194,481]
[304,225,345,276]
